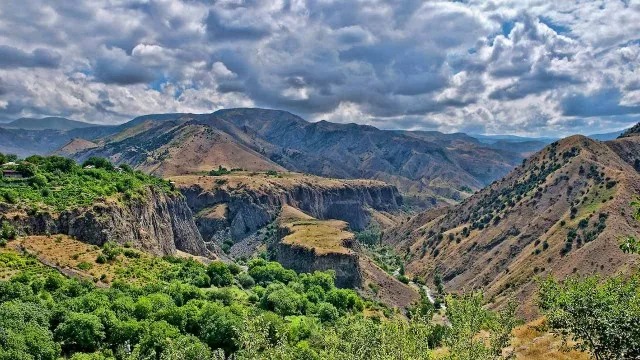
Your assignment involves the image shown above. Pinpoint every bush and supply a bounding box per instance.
[77,262,93,271]
[316,302,339,323]
[237,273,255,289]
[355,227,381,246]
[539,274,640,359]
[209,166,231,176]
[54,312,105,352]
[1,221,16,240]
[261,285,303,316]
[207,261,233,287]
[82,157,114,171]
[95,254,107,264]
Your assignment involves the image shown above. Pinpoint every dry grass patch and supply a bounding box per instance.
[18,235,156,284]
[280,219,354,255]
[510,318,590,360]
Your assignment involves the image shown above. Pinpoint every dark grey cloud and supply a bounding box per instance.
[0,45,61,69]
[205,9,271,41]
[93,55,156,85]
[562,89,640,117]
[0,0,637,136]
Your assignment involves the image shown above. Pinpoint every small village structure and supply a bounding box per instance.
[1,169,23,179]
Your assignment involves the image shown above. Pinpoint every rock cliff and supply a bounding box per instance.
[1,187,207,257]
[171,173,403,242]
[273,227,363,288]
[269,206,418,305]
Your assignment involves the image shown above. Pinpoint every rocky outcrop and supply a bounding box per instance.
[0,188,207,257]
[178,177,403,242]
[271,220,363,288]
[272,239,363,288]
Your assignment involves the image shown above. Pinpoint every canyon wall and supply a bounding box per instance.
[0,187,207,257]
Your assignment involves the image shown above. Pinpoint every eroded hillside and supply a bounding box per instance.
[0,156,210,257]
[171,171,402,244]
[385,134,640,317]
[61,108,529,207]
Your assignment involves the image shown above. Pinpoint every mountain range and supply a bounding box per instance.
[3,110,633,211]
[52,108,535,207]
[0,116,98,130]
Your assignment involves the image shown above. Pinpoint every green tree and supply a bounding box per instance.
[539,200,640,360]
[82,157,114,171]
[207,261,234,287]
[132,320,180,360]
[316,302,339,323]
[198,303,242,354]
[539,275,640,360]
[261,284,303,316]
[55,312,106,352]
[1,221,16,240]
[445,292,516,360]
[160,334,212,360]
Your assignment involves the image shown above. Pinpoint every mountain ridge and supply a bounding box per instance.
[1,116,99,130]
[384,133,640,318]
[61,108,533,207]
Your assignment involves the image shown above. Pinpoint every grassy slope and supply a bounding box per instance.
[0,156,174,212]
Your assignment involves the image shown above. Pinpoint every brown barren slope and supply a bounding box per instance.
[53,138,99,156]
[386,135,640,318]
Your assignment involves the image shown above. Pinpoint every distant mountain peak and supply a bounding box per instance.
[2,116,97,130]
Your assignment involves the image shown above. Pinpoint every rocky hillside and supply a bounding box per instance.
[1,189,206,257]
[61,108,528,206]
[385,134,640,317]
[0,155,210,257]
[0,126,117,158]
[170,172,402,244]
[272,205,418,307]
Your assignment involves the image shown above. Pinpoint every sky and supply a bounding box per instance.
[0,0,639,136]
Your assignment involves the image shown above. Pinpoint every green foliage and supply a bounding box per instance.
[0,242,522,360]
[207,261,234,287]
[82,157,114,171]
[539,199,640,360]
[539,275,640,359]
[77,262,93,271]
[55,312,106,352]
[316,302,339,323]
[445,292,517,360]
[355,226,381,246]
[1,221,16,240]
[209,166,231,176]
[0,155,173,211]
[248,259,297,285]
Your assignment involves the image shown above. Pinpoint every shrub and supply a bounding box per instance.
[209,166,231,176]
[95,254,107,264]
[82,157,114,171]
[1,221,16,240]
[54,312,106,352]
[237,273,255,289]
[316,302,339,323]
[539,274,640,359]
[207,261,233,287]
[77,262,93,271]
[262,284,303,316]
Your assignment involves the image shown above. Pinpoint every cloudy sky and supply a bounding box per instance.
[0,0,638,136]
